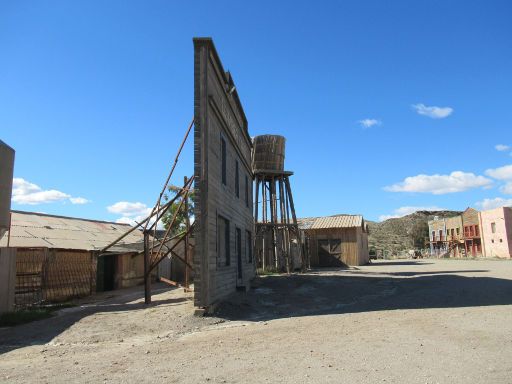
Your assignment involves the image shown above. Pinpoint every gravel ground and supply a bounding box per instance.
[1,258,512,383]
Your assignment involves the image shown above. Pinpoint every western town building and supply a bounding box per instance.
[299,214,370,267]
[480,206,512,258]
[428,206,512,259]
[193,38,256,309]
[0,211,153,305]
[444,215,464,257]
[428,216,448,256]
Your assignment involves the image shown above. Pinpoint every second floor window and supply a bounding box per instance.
[221,137,227,185]
[235,160,239,197]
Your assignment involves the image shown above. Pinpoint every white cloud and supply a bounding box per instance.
[107,201,151,217]
[476,197,512,211]
[384,171,492,194]
[107,201,160,228]
[379,206,446,221]
[358,119,381,129]
[115,215,147,226]
[412,103,453,119]
[495,144,510,152]
[500,182,512,195]
[69,197,90,205]
[485,164,512,180]
[12,178,89,205]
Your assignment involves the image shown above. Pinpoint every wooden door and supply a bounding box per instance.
[318,240,330,267]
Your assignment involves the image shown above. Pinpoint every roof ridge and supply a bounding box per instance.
[11,210,132,226]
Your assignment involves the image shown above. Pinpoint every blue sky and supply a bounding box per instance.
[1,0,512,223]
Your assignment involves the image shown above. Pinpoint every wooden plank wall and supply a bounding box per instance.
[15,248,94,305]
[306,228,369,266]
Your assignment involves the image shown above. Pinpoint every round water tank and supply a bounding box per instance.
[0,140,15,239]
[252,135,286,172]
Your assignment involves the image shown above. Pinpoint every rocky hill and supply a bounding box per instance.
[367,210,461,256]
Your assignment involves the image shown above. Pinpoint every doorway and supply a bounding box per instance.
[97,254,116,292]
[318,239,344,267]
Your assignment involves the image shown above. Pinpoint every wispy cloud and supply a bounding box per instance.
[384,171,492,195]
[107,201,154,227]
[12,178,89,205]
[500,182,512,195]
[69,197,90,204]
[379,206,446,222]
[495,144,510,152]
[485,164,512,180]
[476,197,512,210]
[358,118,381,129]
[412,103,453,119]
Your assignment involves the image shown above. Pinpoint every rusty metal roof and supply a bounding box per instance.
[0,210,144,252]
[298,214,364,230]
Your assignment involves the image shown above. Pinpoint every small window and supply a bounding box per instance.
[235,160,239,197]
[221,137,227,185]
[500,239,503,243]
[246,230,252,263]
[245,175,249,208]
[491,222,496,234]
[456,227,460,235]
[492,239,495,243]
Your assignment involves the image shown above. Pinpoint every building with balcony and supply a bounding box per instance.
[462,207,483,257]
[445,215,464,257]
[428,216,448,256]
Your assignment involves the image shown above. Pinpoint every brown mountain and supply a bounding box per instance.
[367,210,461,256]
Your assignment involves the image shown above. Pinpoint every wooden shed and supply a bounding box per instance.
[299,214,369,267]
[0,211,152,305]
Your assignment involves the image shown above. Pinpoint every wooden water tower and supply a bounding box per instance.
[253,135,305,273]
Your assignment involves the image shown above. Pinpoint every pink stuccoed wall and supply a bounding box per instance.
[481,207,512,258]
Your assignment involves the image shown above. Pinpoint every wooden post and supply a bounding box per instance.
[269,177,278,269]
[144,231,151,304]
[278,178,290,273]
[284,176,305,271]
[261,178,267,270]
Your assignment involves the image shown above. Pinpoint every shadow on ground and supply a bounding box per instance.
[0,285,188,355]
[367,260,434,266]
[215,265,512,322]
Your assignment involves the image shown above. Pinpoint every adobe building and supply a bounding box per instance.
[480,206,512,258]
[299,214,369,267]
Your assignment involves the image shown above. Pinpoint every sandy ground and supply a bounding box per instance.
[1,258,512,383]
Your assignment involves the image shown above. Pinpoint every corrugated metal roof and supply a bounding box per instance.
[298,214,364,230]
[0,211,144,251]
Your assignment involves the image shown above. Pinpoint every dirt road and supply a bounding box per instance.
[1,259,512,383]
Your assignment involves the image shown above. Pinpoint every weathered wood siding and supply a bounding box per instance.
[306,227,369,267]
[117,252,144,289]
[193,38,255,308]
[15,248,94,304]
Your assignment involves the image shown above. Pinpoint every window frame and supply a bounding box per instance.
[221,136,227,186]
